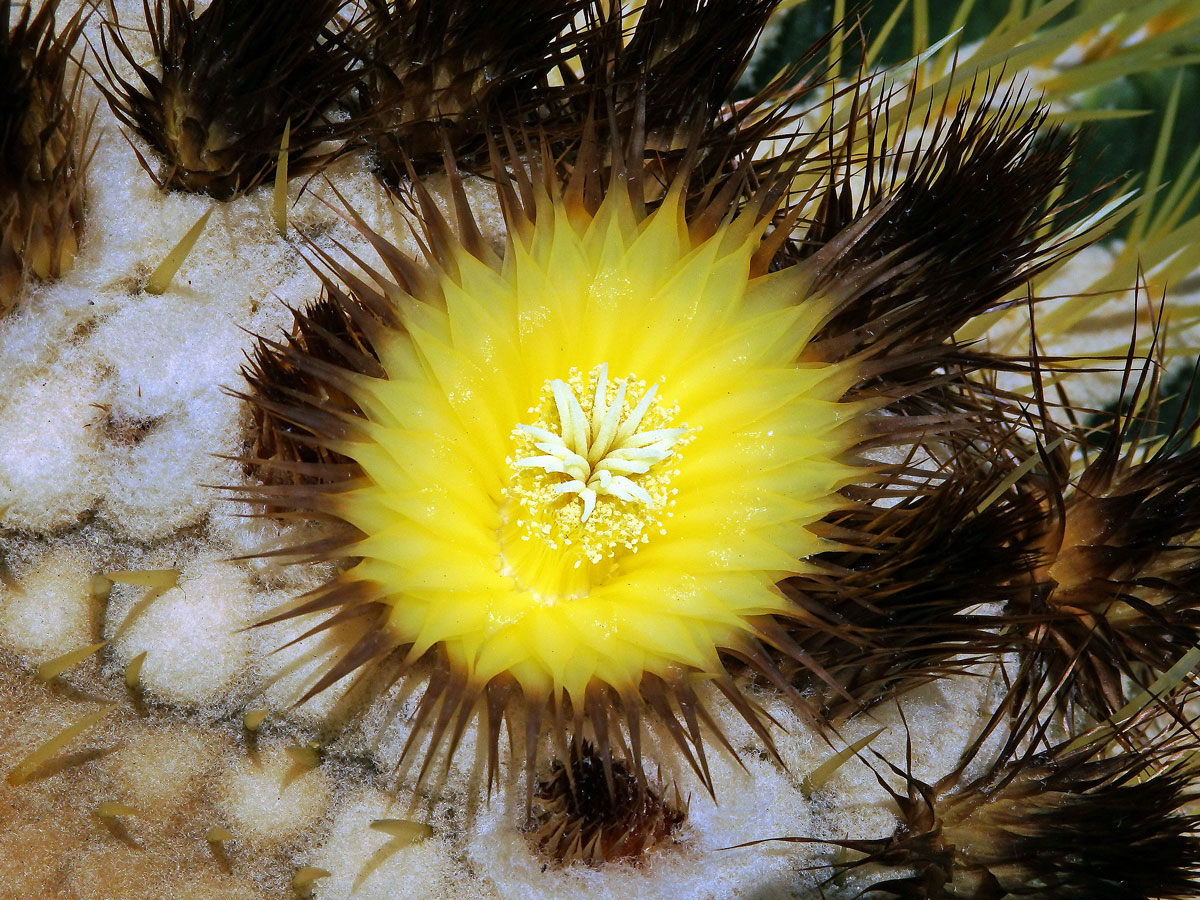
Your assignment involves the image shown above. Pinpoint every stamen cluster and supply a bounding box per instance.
[505,364,688,585]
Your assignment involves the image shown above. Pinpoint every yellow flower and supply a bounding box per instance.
[245,57,1085,794]
[329,185,862,708]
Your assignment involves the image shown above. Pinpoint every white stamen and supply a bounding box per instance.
[623,427,687,448]
[614,383,658,442]
[607,477,651,505]
[588,379,627,465]
[579,488,597,522]
[553,480,588,494]
[512,367,687,527]
[594,458,652,476]
[589,363,609,439]
[515,455,567,473]
[515,423,560,443]
[551,380,589,456]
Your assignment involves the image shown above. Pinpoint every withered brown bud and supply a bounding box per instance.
[529,741,686,866]
[97,0,361,199]
[1,0,92,315]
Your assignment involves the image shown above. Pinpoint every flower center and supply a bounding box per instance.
[500,364,689,599]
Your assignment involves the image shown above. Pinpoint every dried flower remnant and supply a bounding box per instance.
[346,0,586,185]
[0,0,92,315]
[529,741,686,866]
[349,0,792,192]
[726,83,1084,711]
[786,440,1044,718]
[802,719,1200,900]
[96,0,360,199]
[242,293,378,488]
[555,0,785,151]
[557,0,832,219]
[1000,358,1200,725]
